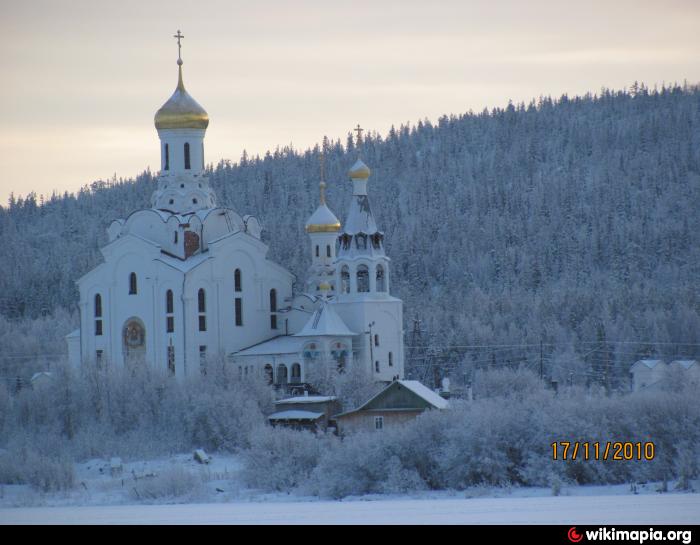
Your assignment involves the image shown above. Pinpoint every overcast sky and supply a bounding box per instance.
[1,0,698,204]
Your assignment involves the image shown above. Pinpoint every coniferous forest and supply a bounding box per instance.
[1,83,699,387]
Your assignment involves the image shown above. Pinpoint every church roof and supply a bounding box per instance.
[294,302,357,337]
[305,203,341,233]
[233,335,306,357]
[154,65,209,130]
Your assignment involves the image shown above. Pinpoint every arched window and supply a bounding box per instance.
[129,273,137,295]
[166,290,174,333]
[198,288,206,331]
[184,142,191,170]
[341,266,350,294]
[269,289,278,330]
[164,143,169,171]
[357,265,369,293]
[291,363,301,384]
[174,231,178,244]
[264,364,273,385]
[94,294,103,336]
[276,364,288,385]
[376,264,386,292]
[234,269,242,292]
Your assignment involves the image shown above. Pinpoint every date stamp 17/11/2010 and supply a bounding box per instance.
[551,441,655,461]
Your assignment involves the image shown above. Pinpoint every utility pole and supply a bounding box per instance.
[540,340,544,381]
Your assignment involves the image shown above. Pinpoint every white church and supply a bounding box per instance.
[66,36,405,390]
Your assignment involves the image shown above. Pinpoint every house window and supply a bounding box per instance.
[164,143,169,171]
[235,297,243,326]
[375,416,383,430]
[184,142,191,170]
[357,265,369,293]
[167,345,175,375]
[129,272,137,295]
[234,269,242,292]
[270,289,277,330]
[199,346,207,375]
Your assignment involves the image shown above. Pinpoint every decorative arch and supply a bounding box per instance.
[291,363,301,384]
[356,264,370,293]
[122,317,146,366]
[376,264,386,292]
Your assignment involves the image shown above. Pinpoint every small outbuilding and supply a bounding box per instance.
[334,380,448,435]
[268,395,341,432]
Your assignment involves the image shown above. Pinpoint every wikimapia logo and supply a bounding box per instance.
[567,527,692,544]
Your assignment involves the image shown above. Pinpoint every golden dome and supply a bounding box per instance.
[348,158,370,180]
[154,65,209,130]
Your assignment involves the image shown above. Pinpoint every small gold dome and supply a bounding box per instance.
[154,66,209,130]
[348,159,370,180]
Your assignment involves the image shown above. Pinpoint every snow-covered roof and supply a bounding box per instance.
[670,359,698,370]
[268,410,324,421]
[275,396,337,405]
[343,195,378,235]
[156,251,212,273]
[397,380,450,409]
[294,302,357,337]
[232,335,306,357]
[631,359,665,370]
[306,203,340,231]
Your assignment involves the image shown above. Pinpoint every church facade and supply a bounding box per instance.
[66,42,404,388]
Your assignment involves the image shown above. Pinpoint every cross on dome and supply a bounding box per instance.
[174,30,185,65]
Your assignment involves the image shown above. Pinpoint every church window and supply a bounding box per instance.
[375,360,380,373]
[199,346,207,375]
[164,143,170,171]
[276,364,288,385]
[166,290,174,333]
[371,233,382,249]
[169,199,174,206]
[94,294,102,318]
[264,364,273,385]
[331,342,348,373]
[167,345,175,376]
[96,350,104,366]
[341,266,350,294]
[184,143,191,170]
[174,231,178,243]
[315,245,319,258]
[95,319,103,336]
[375,416,383,430]
[235,297,243,326]
[180,183,185,188]
[389,352,394,367]
[374,334,379,347]
[129,273,137,295]
[192,198,198,205]
[326,245,331,257]
[234,269,242,292]
[291,363,301,384]
[376,264,386,292]
[357,265,370,293]
[270,289,278,330]
[198,288,206,331]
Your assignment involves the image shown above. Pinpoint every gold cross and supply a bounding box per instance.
[174,30,185,62]
[354,124,363,145]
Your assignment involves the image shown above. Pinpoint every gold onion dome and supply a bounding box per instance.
[154,64,209,130]
[306,180,341,233]
[348,158,370,180]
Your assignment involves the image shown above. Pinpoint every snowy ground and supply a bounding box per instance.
[1,454,698,524]
[3,494,700,525]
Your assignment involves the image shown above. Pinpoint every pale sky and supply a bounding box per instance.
[1,0,698,204]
